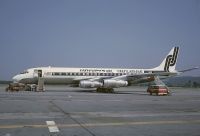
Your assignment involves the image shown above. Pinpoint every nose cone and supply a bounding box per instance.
[12,75,20,83]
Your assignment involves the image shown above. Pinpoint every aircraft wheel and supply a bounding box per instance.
[96,88,114,93]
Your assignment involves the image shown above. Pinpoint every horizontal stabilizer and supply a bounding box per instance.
[179,67,199,73]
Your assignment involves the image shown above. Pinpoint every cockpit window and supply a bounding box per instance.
[20,70,28,74]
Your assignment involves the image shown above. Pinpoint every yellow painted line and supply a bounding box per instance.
[0,124,47,129]
[0,120,200,129]
[58,120,200,128]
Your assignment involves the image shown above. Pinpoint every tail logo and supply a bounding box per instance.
[164,47,179,72]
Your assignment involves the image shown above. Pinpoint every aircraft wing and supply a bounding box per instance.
[72,76,111,82]
[72,67,197,87]
[111,72,177,81]
[73,71,177,83]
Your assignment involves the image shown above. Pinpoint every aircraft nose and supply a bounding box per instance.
[12,75,20,83]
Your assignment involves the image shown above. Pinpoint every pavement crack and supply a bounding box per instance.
[49,100,96,136]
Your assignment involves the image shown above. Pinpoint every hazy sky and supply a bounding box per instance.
[0,0,200,80]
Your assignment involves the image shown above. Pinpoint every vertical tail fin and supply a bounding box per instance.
[154,47,179,72]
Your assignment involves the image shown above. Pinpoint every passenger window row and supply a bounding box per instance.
[51,72,128,76]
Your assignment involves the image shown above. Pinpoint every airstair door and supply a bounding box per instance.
[38,70,42,77]
[33,69,45,91]
[33,69,43,78]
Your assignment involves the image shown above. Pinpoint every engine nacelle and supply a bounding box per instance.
[103,80,128,88]
[79,81,103,88]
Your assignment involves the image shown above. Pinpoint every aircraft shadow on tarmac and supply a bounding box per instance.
[72,89,149,95]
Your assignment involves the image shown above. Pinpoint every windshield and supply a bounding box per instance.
[20,70,29,74]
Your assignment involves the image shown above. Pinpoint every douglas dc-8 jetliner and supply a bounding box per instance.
[12,47,198,92]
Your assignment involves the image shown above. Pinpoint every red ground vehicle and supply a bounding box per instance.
[147,85,170,96]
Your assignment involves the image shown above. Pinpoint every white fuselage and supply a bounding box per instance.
[12,66,175,86]
[12,47,180,88]
[13,67,146,84]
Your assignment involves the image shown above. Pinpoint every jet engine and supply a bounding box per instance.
[103,80,128,88]
[79,81,103,88]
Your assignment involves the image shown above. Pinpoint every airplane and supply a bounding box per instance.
[12,47,198,92]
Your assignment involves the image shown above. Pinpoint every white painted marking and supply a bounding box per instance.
[77,100,91,102]
[104,100,122,102]
[46,121,59,133]
[68,95,72,98]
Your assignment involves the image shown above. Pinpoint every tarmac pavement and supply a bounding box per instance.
[0,85,200,136]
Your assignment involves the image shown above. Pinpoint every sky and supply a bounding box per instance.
[0,0,200,80]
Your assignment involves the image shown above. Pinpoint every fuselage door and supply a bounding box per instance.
[33,69,43,78]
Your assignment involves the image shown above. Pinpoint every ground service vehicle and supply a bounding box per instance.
[5,83,25,92]
[5,83,37,92]
[147,85,170,96]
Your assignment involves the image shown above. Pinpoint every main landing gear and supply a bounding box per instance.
[96,87,114,93]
